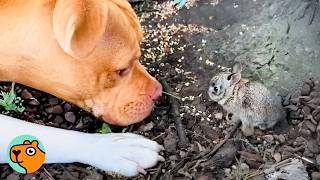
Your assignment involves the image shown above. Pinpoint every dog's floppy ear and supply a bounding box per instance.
[53,0,108,59]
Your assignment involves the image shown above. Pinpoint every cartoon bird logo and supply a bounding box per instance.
[9,140,45,174]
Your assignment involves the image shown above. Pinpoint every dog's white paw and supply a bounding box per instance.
[83,133,164,177]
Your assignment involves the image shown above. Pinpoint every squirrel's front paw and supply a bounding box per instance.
[84,133,164,177]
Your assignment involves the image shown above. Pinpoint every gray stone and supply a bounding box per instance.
[305,120,316,133]
[263,135,274,144]
[307,140,320,154]
[312,172,320,180]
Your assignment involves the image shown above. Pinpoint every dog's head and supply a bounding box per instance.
[51,0,162,126]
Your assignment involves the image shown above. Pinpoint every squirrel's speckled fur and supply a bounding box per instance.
[208,63,286,136]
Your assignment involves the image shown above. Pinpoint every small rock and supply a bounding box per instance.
[273,152,281,162]
[282,151,293,159]
[240,163,250,174]
[305,120,316,133]
[30,90,42,98]
[169,155,178,162]
[300,128,311,137]
[283,94,291,106]
[64,103,72,112]
[289,111,300,119]
[314,84,320,92]
[53,115,64,124]
[164,131,177,153]
[316,154,320,165]
[303,148,314,158]
[309,98,320,106]
[64,112,76,123]
[274,134,286,144]
[263,135,274,143]
[45,105,63,114]
[300,96,311,102]
[23,174,36,180]
[265,158,308,180]
[293,137,306,147]
[6,172,20,180]
[21,89,33,99]
[83,170,103,180]
[214,112,223,120]
[307,140,320,154]
[310,91,320,98]
[28,99,40,106]
[200,122,221,139]
[312,172,320,180]
[291,119,300,125]
[238,151,263,162]
[196,176,209,180]
[285,105,299,111]
[138,121,154,132]
[48,98,59,105]
[313,108,320,121]
[290,98,300,104]
[301,83,311,96]
[302,106,311,116]
[224,168,232,177]
[317,123,320,134]
[75,121,85,129]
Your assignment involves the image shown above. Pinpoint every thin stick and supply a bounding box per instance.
[202,121,241,159]
[43,167,55,180]
[161,80,188,148]
[162,91,181,100]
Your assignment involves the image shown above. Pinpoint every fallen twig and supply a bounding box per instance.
[151,164,163,180]
[294,154,315,165]
[177,121,241,172]
[43,167,55,180]
[202,121,241,159]
[161,80,188,148]
[163,91,181,100]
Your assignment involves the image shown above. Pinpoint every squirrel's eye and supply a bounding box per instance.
[26,147,36,156]
[227,73,233,80]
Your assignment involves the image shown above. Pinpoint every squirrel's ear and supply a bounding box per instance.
[53,0,108,59]
[31,140,39,147]
[230,73,241,85]
[23,140,31,145]
[232,63,242,73]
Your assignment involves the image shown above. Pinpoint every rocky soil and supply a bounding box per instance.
[1,0,320,179]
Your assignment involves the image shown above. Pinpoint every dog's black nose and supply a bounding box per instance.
[12,150,21,156]
[213,86,218,92]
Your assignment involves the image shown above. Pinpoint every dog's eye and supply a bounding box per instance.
[211,82,215,87]
[26,147,36,156]
[117,67,130,77]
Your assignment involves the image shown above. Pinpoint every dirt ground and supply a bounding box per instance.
[1,0,320,179]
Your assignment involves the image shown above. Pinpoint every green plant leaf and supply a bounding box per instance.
[0,82,25,113]
[98,123,112,134]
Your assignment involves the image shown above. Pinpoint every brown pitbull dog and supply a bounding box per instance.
[0,0,164,177]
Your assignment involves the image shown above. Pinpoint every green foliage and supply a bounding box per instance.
[97,123,112,134]
[0,83,25,113]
